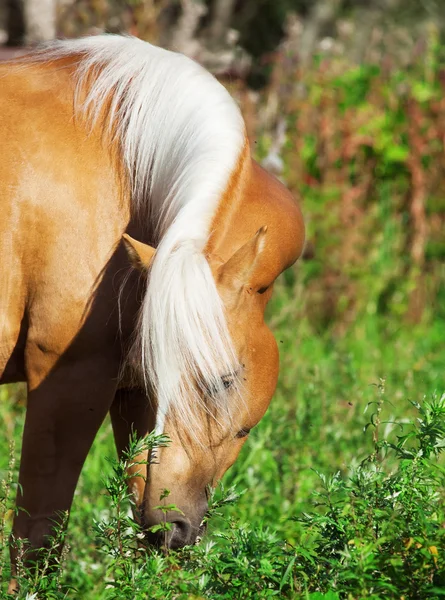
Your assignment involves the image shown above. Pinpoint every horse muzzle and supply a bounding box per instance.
[142,499,208,549]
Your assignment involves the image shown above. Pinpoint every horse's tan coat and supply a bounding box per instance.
[0,52,304,581]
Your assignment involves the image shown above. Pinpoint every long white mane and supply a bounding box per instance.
[36,35,245,434]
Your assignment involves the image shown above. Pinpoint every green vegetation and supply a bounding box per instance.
[1,314,444,598]
[1,34,445,600]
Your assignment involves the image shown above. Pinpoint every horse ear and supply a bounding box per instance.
[122,234,156,271]
[218,226,267,292]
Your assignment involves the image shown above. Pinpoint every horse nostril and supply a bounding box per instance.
[143,518,191,549]
[143,503,208,549]
[168,518,192,549]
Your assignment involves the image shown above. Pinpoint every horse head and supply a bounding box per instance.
[124,160,304,548]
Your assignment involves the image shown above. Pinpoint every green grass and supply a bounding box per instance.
[1,271,444,597]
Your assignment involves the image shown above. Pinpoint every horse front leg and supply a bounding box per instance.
[110,387,156,516]
[9,354,118,587]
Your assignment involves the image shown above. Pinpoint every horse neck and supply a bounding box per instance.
[205,144,252,260]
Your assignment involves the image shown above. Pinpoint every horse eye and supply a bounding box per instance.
[205,374,234,398]
[235,428,250,439]
[221,375,233,390]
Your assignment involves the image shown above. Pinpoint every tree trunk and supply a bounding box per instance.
[299,0,343,68]
[24,0,56,43]
[351,5,381,64]
[168,0,206,55]
[207,0,236,49]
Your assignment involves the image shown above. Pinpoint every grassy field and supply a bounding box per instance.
[1,39,445,599]
[1,278,444,598]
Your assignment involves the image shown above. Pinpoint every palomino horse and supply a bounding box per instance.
[0,35,304,576]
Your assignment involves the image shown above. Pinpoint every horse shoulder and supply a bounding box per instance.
[0,60,132,388]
